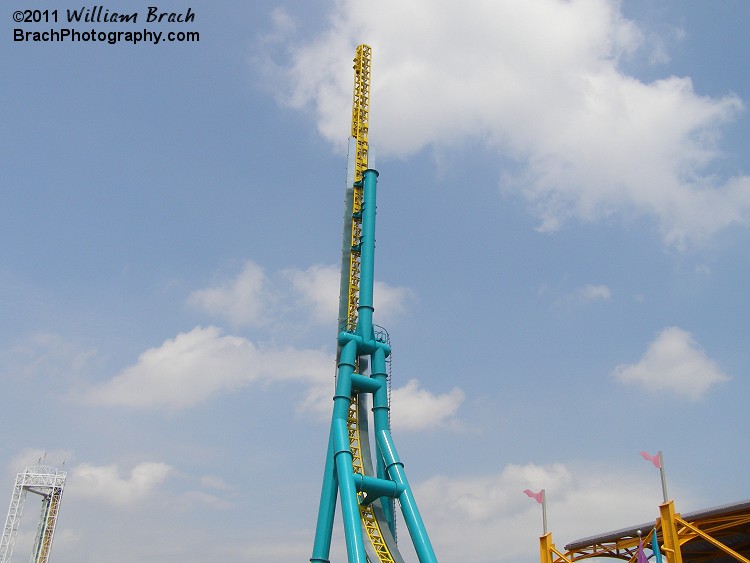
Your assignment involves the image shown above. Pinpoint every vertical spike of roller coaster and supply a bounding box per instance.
[311,45,438,563]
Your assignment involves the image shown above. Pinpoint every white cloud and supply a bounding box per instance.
[84,326,331,409]
[580,284,611,302]
[180,490,234,511]
[69,462,172,507]
[285,264,339,325]
[390,379,464,431]
[272,0,750,246]
[373,280,413,326]
[416,462,678,562]
[201,475,233,491]
[190,261,411,328]
[188,261,271,327]
[91,265,428,415]
[613,326,729,400]
[84,314,443,418]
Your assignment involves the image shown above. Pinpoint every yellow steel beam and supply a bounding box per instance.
[541,533,575,563]
[660,501,685,563]
[673,516,750,563]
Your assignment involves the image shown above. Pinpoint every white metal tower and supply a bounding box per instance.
[0,465,66,563]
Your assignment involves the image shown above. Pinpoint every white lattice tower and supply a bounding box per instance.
[0,466,66,563]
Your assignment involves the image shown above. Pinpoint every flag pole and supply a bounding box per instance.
[542,489,547,535]
[658,451,668,502]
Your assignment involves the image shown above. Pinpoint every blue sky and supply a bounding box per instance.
[2,1,749,561]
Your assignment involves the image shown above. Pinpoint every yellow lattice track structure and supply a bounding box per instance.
[34,490,62,563]
[347,396,397,563]
[345,43,371,333]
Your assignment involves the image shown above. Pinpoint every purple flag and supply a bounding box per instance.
[637,539,648,563]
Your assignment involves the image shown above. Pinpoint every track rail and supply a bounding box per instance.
[345,43,371,332]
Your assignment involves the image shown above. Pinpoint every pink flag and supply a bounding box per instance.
[640,451,661,469]
[523,489,544,504]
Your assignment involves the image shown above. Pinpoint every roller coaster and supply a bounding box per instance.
[310,45,438,563]
[0,464,66,563]
[308,43,750,563]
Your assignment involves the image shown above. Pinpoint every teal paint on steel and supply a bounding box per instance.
[310,433,336,562]
[377,430,438,563]
[351,372,383,394]
[311,169,439,562]
[371,346,397,537]
[356,169,379,344]
[354,474,405,503]
[333,340,368,562]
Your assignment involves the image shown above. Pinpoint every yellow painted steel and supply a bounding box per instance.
[660,500,685,563]
[348,393,397,563]
[539,533,573,563]
[345,43,371,332]
[666,501,750,563]
[35,490,61,563]
[542,499,750,563]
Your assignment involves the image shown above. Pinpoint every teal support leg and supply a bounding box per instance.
[310,433,337,563]
[371,346,396,536]
[313,165,439,561]
[377,429,438,563]
[333,420,366,562]
[332,340,367,563]
[356,169,378,342]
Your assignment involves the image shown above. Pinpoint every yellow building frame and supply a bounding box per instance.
[540,500,750,563]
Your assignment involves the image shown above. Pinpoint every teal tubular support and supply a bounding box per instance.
[370,346,396,534]
[377,430,439,563]
[370,347,390,434]
[312,163,439,562]
[331,340,367,563]
[310,433,337,563]
[350,372,382,394]
[354,473,405,503]
[338,330,391,357]
[333,420,366,562]
[356,169,379,343]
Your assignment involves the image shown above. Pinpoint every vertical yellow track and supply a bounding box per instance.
[35,490,61,563]
[346,44,397,563]
[345,43,371,332]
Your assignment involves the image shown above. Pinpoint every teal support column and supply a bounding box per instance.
[377,429,438,563]
[313,164,439,562]
[371,346,396,535]
[310,433,337,563]
[371,346,390,435]
[356,169,378,343]
[332,339,367,562]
